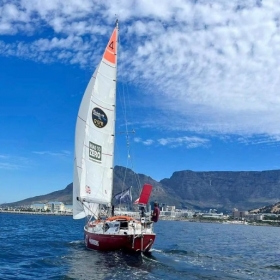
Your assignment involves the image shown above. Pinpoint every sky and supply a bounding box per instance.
[1,0,280,203]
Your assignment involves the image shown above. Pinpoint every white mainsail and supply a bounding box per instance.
[73,24,118,219]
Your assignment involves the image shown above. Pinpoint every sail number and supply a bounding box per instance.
[89,142,102,162]
[109,41,114,50]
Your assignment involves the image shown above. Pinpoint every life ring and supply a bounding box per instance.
[88,220,101,227]
[106,215,134,221]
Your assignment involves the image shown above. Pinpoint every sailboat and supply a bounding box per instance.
[73,20,156,252]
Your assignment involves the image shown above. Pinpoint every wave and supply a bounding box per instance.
[265,265,280,270]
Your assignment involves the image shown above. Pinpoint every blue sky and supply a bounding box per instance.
[1,0,280,203]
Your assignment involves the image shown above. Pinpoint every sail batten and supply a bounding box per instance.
[90,103,114,112]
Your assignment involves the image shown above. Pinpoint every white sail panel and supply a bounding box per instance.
[82,59,116,203]
[73,26,118,218]
[73,68,98,218]
[73,158,84,219]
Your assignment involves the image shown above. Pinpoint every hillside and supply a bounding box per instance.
[2,166,280,211]
[250,202,280,214]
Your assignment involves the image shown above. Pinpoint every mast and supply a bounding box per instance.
[111,19,119,210]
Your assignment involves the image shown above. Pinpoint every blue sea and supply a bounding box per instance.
[1,213,280,280]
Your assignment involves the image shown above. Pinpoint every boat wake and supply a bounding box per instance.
[148,248,162,253]
[163,249,198,257]
[69,240,83,244]
[141,252,159,263]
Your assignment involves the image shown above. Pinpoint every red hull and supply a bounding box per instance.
[84,229,155,252]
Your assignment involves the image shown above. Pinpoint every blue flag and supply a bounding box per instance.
[114,187,132,204]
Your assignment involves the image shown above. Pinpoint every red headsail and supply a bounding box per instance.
[134,184,153,205]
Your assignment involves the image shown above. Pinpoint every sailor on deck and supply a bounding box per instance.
[151,202,160,222]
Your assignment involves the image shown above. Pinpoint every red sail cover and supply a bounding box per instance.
[136,184,153,205]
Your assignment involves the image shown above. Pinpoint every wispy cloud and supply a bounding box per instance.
[0,154,31,170]
[32,150,71,157]
[135,136,209,148]
[0,162,22,170]
[236,135,280,146]
[158,136,209,148]
[1,0,280,141]
[134,137,154,146]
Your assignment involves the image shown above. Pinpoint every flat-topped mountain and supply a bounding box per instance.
[2,166,280,211]
[160,169,280,211]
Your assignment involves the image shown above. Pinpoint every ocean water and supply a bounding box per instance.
[1,213,280,280]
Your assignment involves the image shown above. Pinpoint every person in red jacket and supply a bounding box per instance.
[151,202,160,222]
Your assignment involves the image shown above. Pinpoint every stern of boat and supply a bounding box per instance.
[84,217,156,252]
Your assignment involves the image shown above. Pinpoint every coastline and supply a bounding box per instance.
[0,210,72,216]
[1,210,279,227]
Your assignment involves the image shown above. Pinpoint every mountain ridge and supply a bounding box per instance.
[2,166,280,211]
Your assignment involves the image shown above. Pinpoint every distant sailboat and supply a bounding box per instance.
[73,20,156,252]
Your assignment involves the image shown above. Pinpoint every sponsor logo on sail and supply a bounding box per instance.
[92,107,108,128]
[89,142,102,162]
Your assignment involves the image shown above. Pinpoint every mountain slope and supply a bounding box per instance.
[3,167,280,211]
[250,202,280,214]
